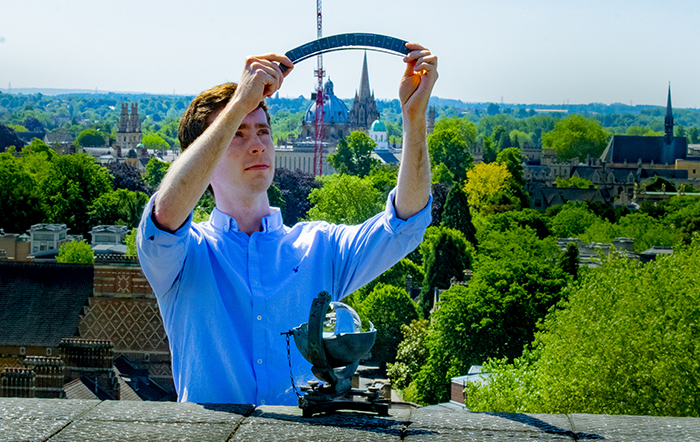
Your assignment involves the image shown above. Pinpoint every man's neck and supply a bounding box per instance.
[215,191,271,236]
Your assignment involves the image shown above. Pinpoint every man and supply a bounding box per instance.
[137,44,438,405]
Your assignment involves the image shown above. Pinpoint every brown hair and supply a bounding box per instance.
[178,82,271,151]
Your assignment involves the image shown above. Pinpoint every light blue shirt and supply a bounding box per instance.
[137,188,431,405]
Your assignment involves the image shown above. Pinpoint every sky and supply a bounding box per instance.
[1,0,699,108]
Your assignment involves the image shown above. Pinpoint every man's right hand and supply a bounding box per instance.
[231,54,294,116]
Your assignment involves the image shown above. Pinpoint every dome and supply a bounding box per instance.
[370,119,386,132]
[304,79,349,125]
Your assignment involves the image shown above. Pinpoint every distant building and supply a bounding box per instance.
[369,119,388,151]
[28,224,68,255]
[89,225,129,246]
[348,52,380,133]
[115,103,142,154]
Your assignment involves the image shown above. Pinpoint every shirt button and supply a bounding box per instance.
[224,225,229,232]
[252,280,258,285]
[261,400,266,405]
[257,315,262,321]
[257,359,263,365]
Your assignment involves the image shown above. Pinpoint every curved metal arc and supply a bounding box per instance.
[279,32,410,72]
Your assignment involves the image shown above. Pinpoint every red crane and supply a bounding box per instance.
[312,0,324,176]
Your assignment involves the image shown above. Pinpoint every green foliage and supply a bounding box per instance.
[556,176,593,189]
[143,158,171,189]
[387,319,430,391]
[327,131,378,178]
[440,183,478,247]
[56,241,94,264]
[413,228,567,405]
[431,162,454,185]
[428,127,473,183]
[358,284,420,364]
[142,133,170,151]
[468,244,700,416]
[42,154,113,235]
[0,152,46,232]
[87,189,149,229]
[550,203,599,238]
[367,163,398,201]
[481,209,552,240]
[644,176,676,192]
[542,115,609,161]
[419,227,474,315]
[267,183,285,212]
[559,242,579,280]
[496,147,528,210]
[273,168,320,225]
[306,174,383,225]
[75,128,106,147]
[125,228,137,256]
[7,124,28,132]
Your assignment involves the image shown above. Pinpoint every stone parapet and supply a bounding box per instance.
[1,398,700,441]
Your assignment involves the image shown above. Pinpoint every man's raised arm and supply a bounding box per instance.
[153,54,293,232]
[394,43,438,220]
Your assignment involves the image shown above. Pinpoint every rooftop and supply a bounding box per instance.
[1,398,699,441]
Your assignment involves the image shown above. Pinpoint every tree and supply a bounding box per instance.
[550,203,599,238]
[468,244,700,416]
[688,126,699,144]
[419,227,474,315]
[327,131,378,177]
[484,209,552,240]
[559,242,579,280]
[413,230,567,405]
[75,128,106,147]
[387,318,430,391]
[306,174,383,224]
[0,152,45,232]
[42,154,113,235]
[344,258,424,310]
[487,103,500,116]
[56,241,94,264]
[542,115,609,161]
[496,147,528,209]
[106,162,151,194]
[142,133,170,152]
[87,189,149,229]
[272,168,320,225]
[429,183,450,228]
[359,284,420,364]
[441,183,478,247]
[0,124,24,152]
[143,158,171,189]
[556,176,593,189]
[464,162,511,212]
[428,128,473,182]
[23,117,44,132]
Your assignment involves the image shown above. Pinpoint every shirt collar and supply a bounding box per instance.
[209,206,284,234]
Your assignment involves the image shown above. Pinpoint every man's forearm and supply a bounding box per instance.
[394,114,431,220]
[154,101,247,231]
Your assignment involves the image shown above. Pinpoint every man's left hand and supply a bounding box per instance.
[399,43,438,120]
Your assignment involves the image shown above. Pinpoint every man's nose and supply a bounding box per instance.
[249,135,266,154]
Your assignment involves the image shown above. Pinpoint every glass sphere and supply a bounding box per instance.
[323,302,361,337]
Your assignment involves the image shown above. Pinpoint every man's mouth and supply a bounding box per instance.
[245,164,269,171]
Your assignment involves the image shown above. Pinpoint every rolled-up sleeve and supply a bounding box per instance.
[136,193,192,298]
[331,187,432,299]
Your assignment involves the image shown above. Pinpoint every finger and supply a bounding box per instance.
[413,55,438,73]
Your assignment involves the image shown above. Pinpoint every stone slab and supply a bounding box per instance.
[48,420,236,442]
[251,405,411,429]
[408,408,574,435]
[80,400,253,424]
[0,398,99,421]
[0,419,70,442]
[569,414,700,441]
[231,421,401,441]
[405,429,574,441]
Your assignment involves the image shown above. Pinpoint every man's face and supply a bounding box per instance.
[210,107,275,199]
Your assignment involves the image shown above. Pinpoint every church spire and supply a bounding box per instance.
[359,51,371,100]
[665,83,674,145]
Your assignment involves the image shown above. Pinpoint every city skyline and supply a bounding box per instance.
[1,0,699,108]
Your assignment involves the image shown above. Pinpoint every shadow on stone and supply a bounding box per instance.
[485,412,605,440]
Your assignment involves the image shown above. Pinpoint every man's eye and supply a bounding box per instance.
[235,131,243,137]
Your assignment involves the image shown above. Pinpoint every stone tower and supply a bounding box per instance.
[348,52,379,133]
[116,103,142,154]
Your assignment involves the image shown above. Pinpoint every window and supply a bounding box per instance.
[535,198,542,207]
[19,347,26,355]
[46,348,52,356]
